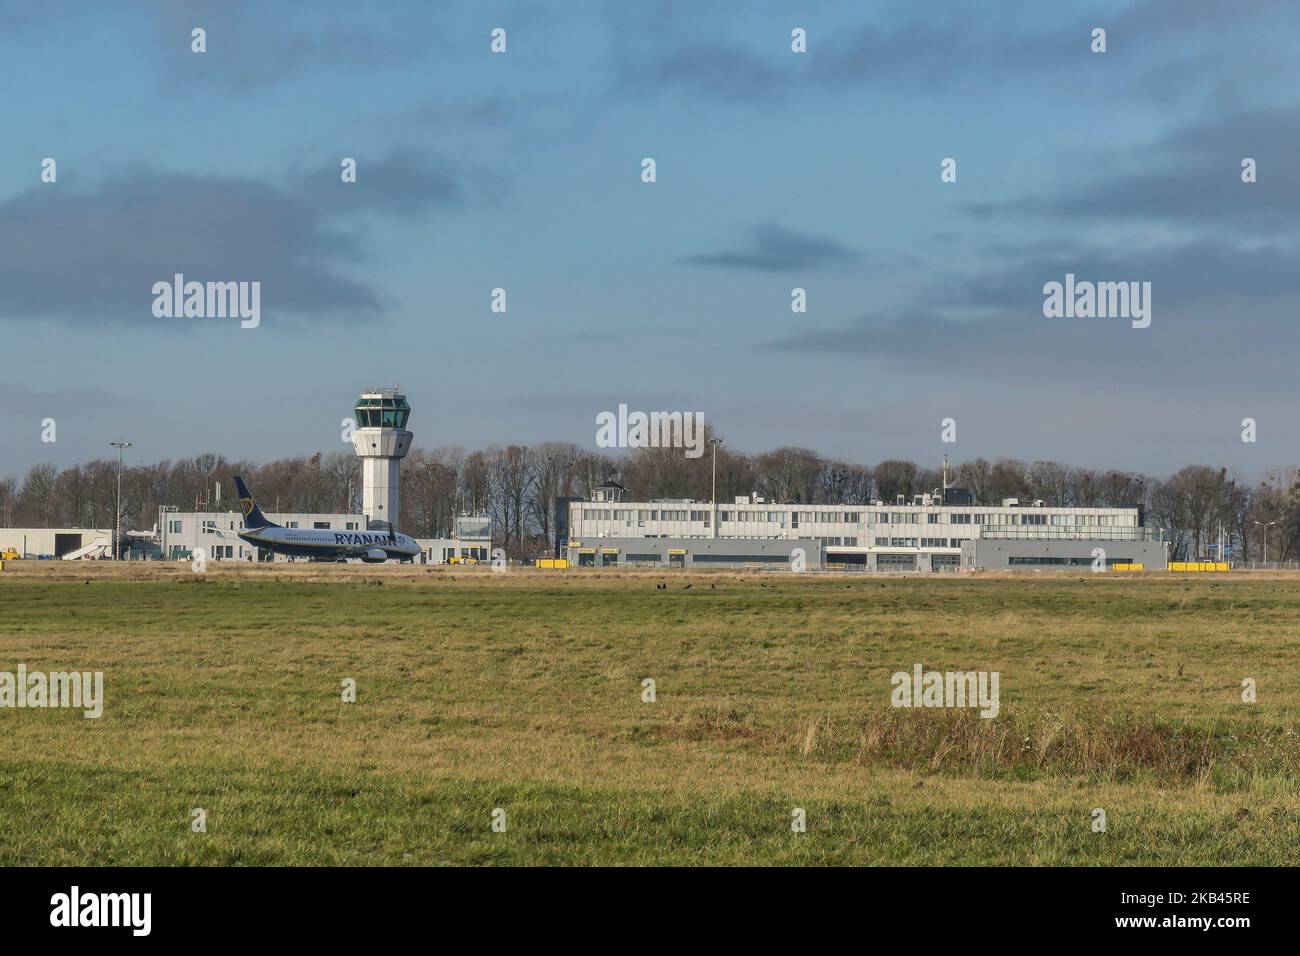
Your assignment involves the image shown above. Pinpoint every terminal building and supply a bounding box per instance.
[563,484,1167,571]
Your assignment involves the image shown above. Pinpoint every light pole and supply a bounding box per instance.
[1254,520,1277,566]
[109,440,133,561]
[709,437,723,540]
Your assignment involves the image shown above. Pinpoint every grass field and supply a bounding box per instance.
[2,563,1299,865]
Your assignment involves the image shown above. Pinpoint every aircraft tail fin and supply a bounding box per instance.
[233,476,277,528]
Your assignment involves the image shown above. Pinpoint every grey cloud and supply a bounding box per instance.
[680,223,858,273]
[763,235,1300,389]
[946,238,1300,313]
[0,169,380,326]
[966,106,1300,235]
[606,0,1300,108]
[147,0,435,94]
[294,148,469,219]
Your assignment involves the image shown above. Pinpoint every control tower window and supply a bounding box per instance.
[354,395,410,429]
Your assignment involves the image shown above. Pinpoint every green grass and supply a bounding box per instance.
[2,566,1299,864]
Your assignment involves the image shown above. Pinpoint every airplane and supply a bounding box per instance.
[232,476,420,563]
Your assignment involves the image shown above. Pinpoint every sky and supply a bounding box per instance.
[2,0,1298,481]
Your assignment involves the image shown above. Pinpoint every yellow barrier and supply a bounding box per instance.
[536,558,569,570]
[1112,563,1144,571]
[1169,562,1229,572]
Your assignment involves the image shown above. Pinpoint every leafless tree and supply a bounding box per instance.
[874,459,919,503]
[17,464,60,526]
[489,445,534,553]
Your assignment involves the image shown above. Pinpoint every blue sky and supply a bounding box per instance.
[2,0,1298,479]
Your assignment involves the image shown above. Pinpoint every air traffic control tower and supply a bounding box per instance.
[351,387,412,531]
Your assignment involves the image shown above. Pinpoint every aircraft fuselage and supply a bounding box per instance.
[237,526,420,562]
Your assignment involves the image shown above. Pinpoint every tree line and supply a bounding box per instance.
[2,437,1296,561]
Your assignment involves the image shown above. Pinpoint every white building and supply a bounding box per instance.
[566,488,1164,571]
[417,515,493,564]
[158,507,493,564]
[0,528,113,560]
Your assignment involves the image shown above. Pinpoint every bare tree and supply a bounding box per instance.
[873,459,918,503]
[1176,465,1229,559]
[17,464,59,526]
[488,445,534,553]
[530,442,580,547]
[1096,471,1146,508]
[954,458,990,503]
[1025,460,1071,506]
[0,477,16,527]
[752,447,822,503]
[986,459,1030,503]
[462,450,492,516]
[819,460,872,504]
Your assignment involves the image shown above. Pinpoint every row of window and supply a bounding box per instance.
[576,509,1132,528]
[693,553,790,564]
[353,396,411,430]
[874,537,970,549]
[168,545,236,559]
[168,519,360,533]
[1008,556,1133,566]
